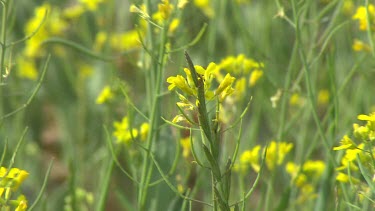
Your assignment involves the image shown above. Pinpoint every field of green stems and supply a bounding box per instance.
[1,0,375,210]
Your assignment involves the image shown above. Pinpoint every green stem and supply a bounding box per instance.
[0,0,8,84]
[138,12,169,210]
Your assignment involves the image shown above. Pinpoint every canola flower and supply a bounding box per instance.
[194,0,214,18]
[352,39,371,52]
[234,141,293,174]
[217,54,264,102]
[286,160,325,203]
[112,116,150,144]
[352,4,375,31]
[0,167,29,211]
[333,112,375,200]
[95,86,114,104]
[167,62,235,103]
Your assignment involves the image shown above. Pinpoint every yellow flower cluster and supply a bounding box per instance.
[333,112,375,200]
[234,141,293,174]
[94,30,142,52]
[130,1,181,36]
[167,62,235,108]
[286,160,325,203]
[217,54,264,101]
[351,4,375,53]
[0,167,29,211]
[113,117,150,145]
[194,0,214,18]
[17,1,107,80]
[352,4,375,31]
[95,85,114,104]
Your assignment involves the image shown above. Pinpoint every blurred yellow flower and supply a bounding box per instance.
[234,145,261,174]
[180,137,191,158]
[302,160,325,178]
[96,86,114,104]
[110,30,141,51]
[178,0,189,9]
[113,117,139,144]
[289,93,304,107]
[249,69,263,87]
[317,89,329,106]
[0,167,29,197]
[63,5,85,19]
[333,135,355,150]
[139,122,150,141]
[352,39,371,52]
[194,0,214,18]
[16,56,38,80]
[265,141,293,170]
[168,18,180,35]
[79,0,104,11]
[352,4,375,31]
[15,195,28,211]
[78,63,94,79]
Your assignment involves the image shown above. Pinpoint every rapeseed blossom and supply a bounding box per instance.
[113,117,139,144]
[139,123,150,141]
[317,89,330,106]
[78,0,104,11]
[234,141,293,174]
[286,160,325,203]
[352,39,371,52]
[352,4,375,31]
[180,137,191,158]
[167,62,231,101]
[96,86,114,104]
[217,54,264,101]
[194,0,214,18]
[234,145,261,174]
[333,112,375,201]
[0,167,29,211]
[265,141,293,170]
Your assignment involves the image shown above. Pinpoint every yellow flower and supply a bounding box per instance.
[158,0,174,20]
[178,0,189,9]
[234,145,261,173]
[302,160,325,178]
[110,30,141,51]
[180,137,191,158]
[342,0,354,15]
[352,4,375,31]
[96,86,114,104]
[265,141,293,170]
[357,112,375,121]
[16,56,38,80]
[94,31,108,51]
[167,75,196,96]
[333,135,356,150]
[249,69,263,87]
[215,73,235,97]
[63,5,85,19]
[113,117,139,144]
[352,39,371,52]
[194,0,214,18]
[0,167,29,197]
[289,93,304,107]
[130,4,150,20]
[233,77,246,101]
[168,18,180,35]
[317,89,329,106]
[15,195,28,211]
[139,122,150,141]
[78,63,94,79]
[78,0,104,11]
